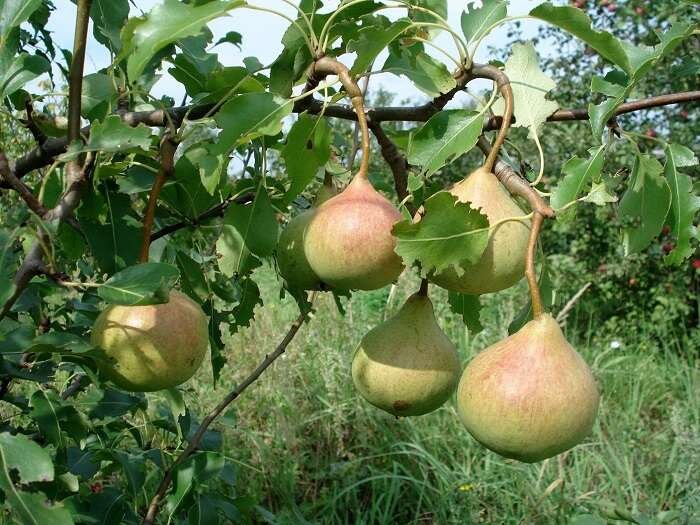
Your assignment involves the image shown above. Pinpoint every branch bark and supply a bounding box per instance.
[142,307,312,525]
[7,80,696,186]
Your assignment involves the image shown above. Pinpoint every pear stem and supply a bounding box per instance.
[418,278,429,297]
[470,64,514,173]
[312,57,370,180]
[525,212,545,318]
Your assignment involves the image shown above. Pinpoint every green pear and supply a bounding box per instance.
[352,294,461,416]
[430,168,530,295]
[91,290,208,392]
[456,313,599,462]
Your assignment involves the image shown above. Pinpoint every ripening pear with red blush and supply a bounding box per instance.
[304,176,404,290]
[457,313,599,462]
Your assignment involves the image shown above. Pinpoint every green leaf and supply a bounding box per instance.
[185,144,226,196]
[61,115,152,161]
[231,277,262,332]
[214,92,293,151]
[408,109,483,177]
[619,154,672,255]
[119,0,244,81]
[348,19,411,74]
[382,43,457,98]
[90,0,129,51]
[81,72,118,120]
[0,53,51,99]
[89,389,146,419]
[448,293,483,333]
[530,3,631,73]
[460,0,507,47]
[176,251,209,302]
[97,262,180,306]
[550,145,606,210]
[0,0,42,45]
[664,144,700,265]
[582,180,617,206]
[220,182,278,258]
[29,390,89,449]
[0,231,17,306]
[392,191,489,277]
[281,114,331,204]
[215,226,261,278]
[494,42,558,137]
[0,432,74,525]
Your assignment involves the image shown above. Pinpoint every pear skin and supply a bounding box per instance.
[91,291,209,392]
[431,168,530,295]
[304,176,404,290]
[352,294,461,416]
[456,313,599,462]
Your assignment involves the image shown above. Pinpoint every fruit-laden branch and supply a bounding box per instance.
[139,135,178,262]
[142,306,313,525]
[0,0,92,323]
[5,83,697,185]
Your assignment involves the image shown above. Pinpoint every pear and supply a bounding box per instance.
[352,293,461,416]
[430,167,530,295]
[304,176,404,290]
[277,181,338,291]
[456,313,599,462]
[91,290,209,392]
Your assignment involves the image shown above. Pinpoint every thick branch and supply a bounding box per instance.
[368,122,411,208]
[8,89,698,184]
[142,308,311,525]
[0,152,48,216]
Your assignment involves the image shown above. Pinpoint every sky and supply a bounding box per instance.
[44,0,548,106]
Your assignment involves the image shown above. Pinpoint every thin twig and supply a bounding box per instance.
[556,282,592,325]
[141,306,313,525]
[139,135,178,262]
[0,152,48,215]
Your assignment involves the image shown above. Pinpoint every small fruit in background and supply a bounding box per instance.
[692,259,700,270]
[628,277,638,287]
[645,128,657,138]
[663,242,674,254]
[456,313,599,462]
[428,168,531,295]
[91,291,209,392]
[352,293,461,417]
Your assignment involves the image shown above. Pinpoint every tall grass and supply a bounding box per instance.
[189,265,700,524]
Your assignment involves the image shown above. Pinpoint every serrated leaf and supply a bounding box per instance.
[30,390,89,448]
[494,42,558,137]
[0,432,54,483]
[119,0,243,81]
[551,145,606,210]
[90,0,129,51]
[382,43,456,98]
[619,154,671,255]
[215,225,261,278]
[348,18,411,74]
[231,278,261,332]
[664,144,700,265]
[98,262,180,306]
[582,181,617,206]
[448,292,483,333]
[176,251,209,301]
[214,92,293,151]
[461,0,507,47]
[392,191,489,276]
[61,115,152,160]
[282,114,331,204]
[408,110,483,177]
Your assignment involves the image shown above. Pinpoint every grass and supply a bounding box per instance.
[188,264,700,524]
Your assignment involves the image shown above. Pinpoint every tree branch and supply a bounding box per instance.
[0,0,92,324]
[142,306,312,525]
[0,152,48,216]
[149,192,255,243]
[140,135,178,262]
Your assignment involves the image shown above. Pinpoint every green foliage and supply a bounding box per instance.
[0,0,697,523]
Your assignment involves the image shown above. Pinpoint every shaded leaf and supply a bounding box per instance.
[382,43,456,98]
[664,144,700,265]
[551,145,606,210]
[348,18,411,74]
[61,115,152,160]
[281,114,331,204]
[460,0,507,47]
[448,293,483,333]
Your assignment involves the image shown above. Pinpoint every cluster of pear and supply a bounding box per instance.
[277,161,599,462]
